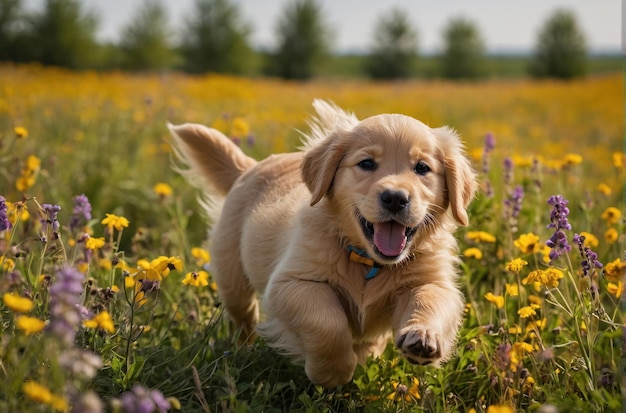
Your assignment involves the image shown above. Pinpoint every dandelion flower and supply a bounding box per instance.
[466,231,496,243]
[518,304,540,318]
[612,152,624,169]
[230,117,250,139]
[1,256,15,272]
[182,271,209,287]
[484,292,505,309]
[153,182,173,199]
[14,126,28,138]
[601,207,622,225]
[3,293,34,312]
[386,377,420,401]
[514,233,540,254]
[505,283,519,296]
[506,258,528,273]
[463,248,483,259]
[101,213,129,231]
[16,315,46,335]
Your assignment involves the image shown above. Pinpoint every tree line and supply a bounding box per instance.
[0,0,589,79]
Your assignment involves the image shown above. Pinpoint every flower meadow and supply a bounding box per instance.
[0,64,624,412]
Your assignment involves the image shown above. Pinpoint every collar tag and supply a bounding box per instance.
[347,245,381,280]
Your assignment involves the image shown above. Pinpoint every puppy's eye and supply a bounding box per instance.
[414,161,430,176]
[357,159,377,171]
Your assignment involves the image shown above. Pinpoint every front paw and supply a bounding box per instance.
[396,328,442,366]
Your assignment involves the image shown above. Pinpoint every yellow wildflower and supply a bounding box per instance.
[16,315,46,335]
[26,155,40,171]
[505,258,528,273]
[191,247,211,266]
[505,283,519,296]
[486,405,514,413]
[607,281,623,298]
[1,256,15,272]
[23,381,52,404]
[601,207,622,225]
[539,244,551,264]
[3,293,33,312]
[153,182,173,199]
[14,126,28,138]
[484,292,505,309]
[513,233,540,254]
[604,227,618,244]
[563,153,582,165]
[523,268,564,288]
[463,247,483,259]
[230,117,250,138]
[386,377,420,401]
[518,304,540,318]
[466,231,496,243]
[83,311,115,333]
[579,231,599,248]
[613,152,624,168]
[101,213,129,231]
[182,271,209,287]
[597,183,611,196]
[137,256,183,281]
[6,201,29,223]
[604,258,625,282]
[85,236,105,250]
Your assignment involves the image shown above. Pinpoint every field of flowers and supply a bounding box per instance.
[0,63,624,412]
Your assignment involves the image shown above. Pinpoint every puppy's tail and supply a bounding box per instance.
[167,123,257,195]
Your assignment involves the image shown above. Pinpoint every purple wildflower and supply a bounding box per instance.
[545,195,572,262]
[40,203,61,240]
[573,233,603,279]
[70,194,92,232]
[48,265,84,346]
[504,185,524,222]
[481,132,496,174]
[0,196,10,231]
[503,157,514,186]
[120,385,170,413]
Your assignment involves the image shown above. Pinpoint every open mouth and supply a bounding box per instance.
[359,215,418,260]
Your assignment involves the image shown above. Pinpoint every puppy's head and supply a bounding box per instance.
[302,103,476,265]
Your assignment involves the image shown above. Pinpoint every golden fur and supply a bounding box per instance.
[168,100,477,388]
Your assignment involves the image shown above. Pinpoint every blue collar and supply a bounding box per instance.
[347,245,382,280]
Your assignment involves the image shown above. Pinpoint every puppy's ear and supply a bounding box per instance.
[433,127,477,226]
[302,135,346,206]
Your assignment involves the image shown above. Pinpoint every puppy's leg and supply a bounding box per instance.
[259,279,357,388]
[212,243,258,343]
[392,282,464,366]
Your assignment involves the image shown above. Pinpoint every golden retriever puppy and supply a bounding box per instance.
[168,100,476,388]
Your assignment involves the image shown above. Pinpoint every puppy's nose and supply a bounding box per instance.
[380,190,410,213]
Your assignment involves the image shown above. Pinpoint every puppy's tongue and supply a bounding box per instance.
[373,221,407,257]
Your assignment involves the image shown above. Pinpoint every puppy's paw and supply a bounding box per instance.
[396,328,443,366]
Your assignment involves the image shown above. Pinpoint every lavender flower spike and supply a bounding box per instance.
[120,385,171,413]
[48,265,85,347]
[545,195,572,262]
[70,194,92,232]
[0,196,10,231]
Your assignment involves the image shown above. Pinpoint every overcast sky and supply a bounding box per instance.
[24,0,622,53]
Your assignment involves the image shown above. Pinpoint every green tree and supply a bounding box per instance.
[265,0,331,80]
[529,9,587,79]
[0,0,26,62]
[365,8,417,80]
[118,0,177,71]
[25,0,100,68]
[439,17,485,80]
[179,0,252,74]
